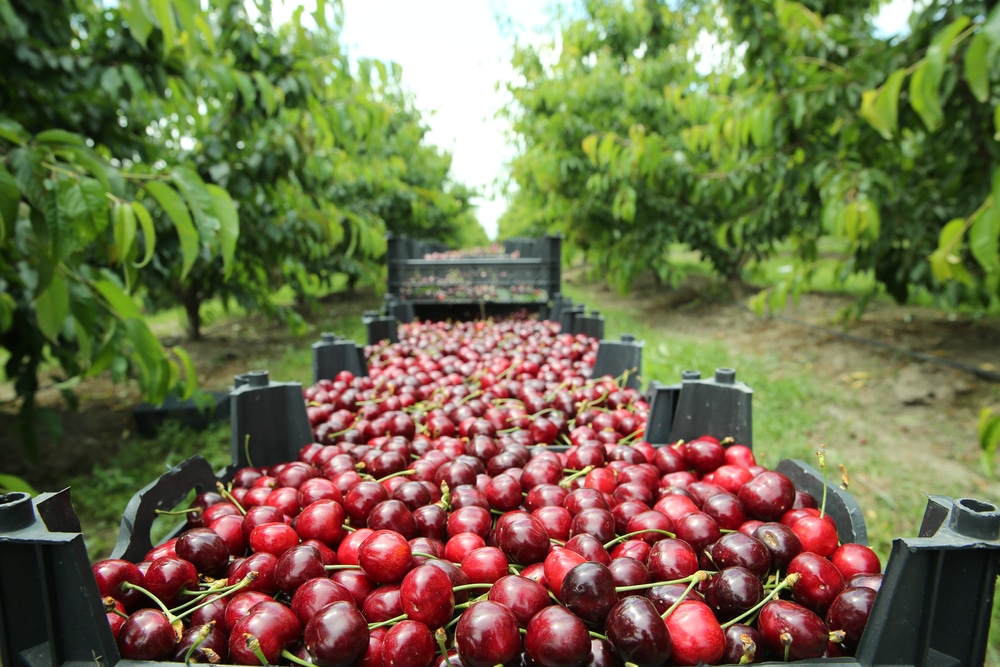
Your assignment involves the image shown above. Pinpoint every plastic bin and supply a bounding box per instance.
[384,234,562,319]
[131,391,230,439]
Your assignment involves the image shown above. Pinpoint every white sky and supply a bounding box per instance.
[335,0,913,240]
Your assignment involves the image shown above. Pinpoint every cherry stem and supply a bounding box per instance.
[721,572,801,629]
[154,507,201,516]
[660,571,708,620]
[374,469,417,483]
[434,627,450,660]
[342,522,356,532]
[817,444,829,519]
[245,634,270,666]
[615,571,710,593]
[184,621,214,664]
[412,551,439,560]
[589,631,609,641]
[368,613,408,630]
[603,529,675,549]
[281,649,313,667]
[244,434,255,469]
[325,564,362,571]
[215,481,246,516]
[451,583,495,593]
[121,581,173,617]
[559,465,594,489]
[172,572,258,622]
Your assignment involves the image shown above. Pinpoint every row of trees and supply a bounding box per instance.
[0,0,486,455]
[500,0,999,316]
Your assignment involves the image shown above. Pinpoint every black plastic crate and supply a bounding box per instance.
[132,391,230,439]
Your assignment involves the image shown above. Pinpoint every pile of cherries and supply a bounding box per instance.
[92,318,881,665]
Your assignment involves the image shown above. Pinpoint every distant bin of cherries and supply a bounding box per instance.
[93,318,880,665]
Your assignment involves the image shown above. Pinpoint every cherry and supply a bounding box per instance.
[241,504,286,540]
[496,513,552,565]
[646,583,704,614]
[362,584,403,623]
[228,551,278,595]
[344,480,390,526]
[331,568,378,607]
[849,572,883,592]
[304,600,371,667]
[543,547,587,600]
[709,532,772,579]
[532,505,573,542]
[831,542,882,580]
[485,474,524,512]
[758,599,830,660]
[444,532,486,563]
[662,599,725,666]
[704,566,764,621]
[672,511,721,554]
[275,543,328,595]
[605,596,673,667]
[524,604,592,667]
[681,438,726,473]
[224,590,273,632]
[461,546,509,584]
[825,585,876,654]
[564,533,611,566]
[646,538,699,582]
[455,601,522,667]
[382,620,437,667]
[358,529,413,584]
[721,623,760,664]
[752,521,803,571]
[738,471,796,521]
[291,577,355,625]
[570,507,616,544]
[413,503,448,540]
[446,505,493,540]
[400,563,456,628]
[701,492,747,531]
[92,559,145,612]
[560,562,617,628]
[173,621,229,663]
[298,476,343,506]
[249,521,300,556]
[787,551,847,615]
[791,514,840,557]
[608,556,650,598]
[294,499,346,547]
[487,574,550,627]
[625,510,675,545]
[116,608,177,660]
[143,556,199,607]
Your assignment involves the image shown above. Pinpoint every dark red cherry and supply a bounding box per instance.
[304,600,370,667]
[721,623,760,664]
[758,599,829,660]
[117,609,176,660]
[561,562,617,629]
[400,564,456,628]
[524,604,591,667]
[605,596,673,667]
[787,551,846,615]
[455,601,522,667]
[825,586,876,654]
[752,522,803,571]
[710,532,772,579]
[704,566,764,622]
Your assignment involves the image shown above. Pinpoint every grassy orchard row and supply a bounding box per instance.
[92,317,882,664]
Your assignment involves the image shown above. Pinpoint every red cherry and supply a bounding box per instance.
[831,543,882,580]
[358,529,413,583]
[460,546,509,584]
[524,605,592,667]
[663,599,726,666]
[543,547,587,600]
[399,564,456,628]
[787,551,847,615]
[758,599,829,660]
[304,600,370,667]
[116,609,177,660]
[455,601,522,667]
[382,620,437,667]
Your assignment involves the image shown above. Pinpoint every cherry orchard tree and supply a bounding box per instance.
[501,0,999,313]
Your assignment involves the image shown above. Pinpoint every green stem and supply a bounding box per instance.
[660,571,708,619]
[281,649,313,667]
[215,481,246,515]
[721,572,801,630]
[368,613,408,630]
[604,529,675,550]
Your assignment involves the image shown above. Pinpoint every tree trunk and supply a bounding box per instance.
[182,288,202,341]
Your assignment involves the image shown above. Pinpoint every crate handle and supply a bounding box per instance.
[109,456,220,563]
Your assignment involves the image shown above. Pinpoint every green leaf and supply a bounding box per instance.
[170,166,215,235]
[860,69,906,140]
[34,129,85,146]
[193,14,216,52]
[0,117,28,145]
[964,31,990,103]
[113,201,137,264]
[0,474,37,495]
[0,0,28,40]
[172,345,197,400]
[131,201,156,268]
[0,166,19,241]
[124,318,169,402]
[146,180,198,280]
[909,58,944,132]
[94,274,143,319]
[100,67,124,99]
[60,145,112,192]
[234,70,257,109]
[206,184,239,279]
[970,205,1000,276]
[995,105,1000,141]
[252,72,277,115]
[122,0,154,47]
[77,177,110,245]
[979,408,1000,478]
[581,135,598,164]
[35,270,69,341]
[938,217,967,252]
[150,0,177,59]
[0,292,16,333]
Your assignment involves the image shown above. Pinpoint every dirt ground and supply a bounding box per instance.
[2,276,999,507]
